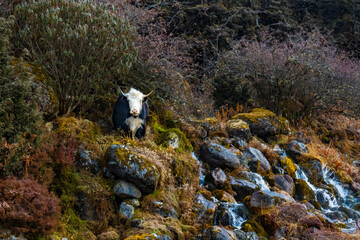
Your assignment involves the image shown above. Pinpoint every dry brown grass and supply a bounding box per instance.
[215,103,244,129]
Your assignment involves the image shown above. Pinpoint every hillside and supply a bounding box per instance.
[0,0,360,240]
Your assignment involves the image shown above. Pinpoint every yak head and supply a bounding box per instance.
[120,88,153,117]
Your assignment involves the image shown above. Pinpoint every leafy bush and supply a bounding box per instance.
[0,178,60,234]
[0,17,40,144]
[14,0,137,116]
[216,30,360,123]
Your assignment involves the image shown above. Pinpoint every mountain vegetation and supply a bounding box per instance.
[0,0,360,239]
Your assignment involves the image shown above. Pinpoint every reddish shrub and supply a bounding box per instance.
[0,178,60,234]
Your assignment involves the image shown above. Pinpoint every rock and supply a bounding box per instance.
[230,176,260,201]
[300,159,323,185]
[194,194,217,225]
[119,202,134,220]
[267,175,295,196]
[76,148,99,174]
[294,179,316,202]
[128,216,144,228]
[278,156,297,178]
[215,203,251,227]
[226,119,252,139]
[259,203,321,236]
[232,108,290,138]
[233,229,262,240]
[231,137,247,150]
[287,140,308,159]
[97,229,120,240]
[105,144,161,194]
[124,198,140,207]
[151,200,178,219]
[211,168,227,186]
[124,233,171,240]
[213,190,237,203]
[247,190,293,211]
[324,211,348,222]
[202,226,236,240]
[200,142,241,169]
[242,147,271,174]
[113,180,142,199]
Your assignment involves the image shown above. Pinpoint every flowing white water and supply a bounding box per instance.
[322,166,348,201]
[192,152,205,187]
[245,171,270,191]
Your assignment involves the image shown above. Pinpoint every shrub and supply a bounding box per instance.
[0,17,40,144]
[216,30,360,123]
[14,0,137,116]
[0,178,60,234]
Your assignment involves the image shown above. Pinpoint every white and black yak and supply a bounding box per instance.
[112,88,152,139]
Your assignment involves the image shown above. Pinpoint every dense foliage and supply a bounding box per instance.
[0,178,60,234]
[14,0,137,116]
[215,30,360,123]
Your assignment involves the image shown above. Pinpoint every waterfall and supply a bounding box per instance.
[192,152,205,187]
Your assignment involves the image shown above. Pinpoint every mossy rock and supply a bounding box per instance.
[153,122,193,153]
[233,108,290,138]
[55,117,101,144]
[124,233,171,240]
[294,179,315,202]
[105,144,161,194]
[242,219,268,238]
[335,170,353,184]
[279,156,297,178]
[226,119,252,139]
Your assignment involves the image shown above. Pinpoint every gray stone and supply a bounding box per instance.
[202,226,236,240]
[267,174,295,196]
[211,168,227,185]
[119,202,134,220]
[76,148,99,174]
[248,190,293,211]
[151,200,178,219]
[200,142,240,169]
[287,140,308,159]
[105,144,161,194]
[194,194,217,225]
[113,180,141,199]
[230,176,260,201]
[242,147,271,174]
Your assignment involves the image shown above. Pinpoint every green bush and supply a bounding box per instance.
[14,0,137,115]
[0,16,40,144]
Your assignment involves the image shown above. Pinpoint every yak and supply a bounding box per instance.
[112,88,152,140]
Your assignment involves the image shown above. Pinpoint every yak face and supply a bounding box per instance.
[121,88,152,117]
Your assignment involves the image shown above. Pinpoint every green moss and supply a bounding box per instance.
[295,179,315,202]
[233,108,276,124]
[56,117,100,144]
[336,223,348,229]
[242,220,268,238]
[153,122,193,153]
[227,119,250,129]
[279,156,297,178]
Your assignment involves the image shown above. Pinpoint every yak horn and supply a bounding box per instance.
[118,88,127,96]
[143,89,154,98]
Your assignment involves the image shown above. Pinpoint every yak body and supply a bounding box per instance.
[112,88,150,139]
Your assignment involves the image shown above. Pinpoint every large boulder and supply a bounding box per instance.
[230,176,260,201]
[200,142,241,169]
[113,180,142,199]
[242,147,271,174]
[226,119,252,139]
[267,175,295,196]
[232,108,290,138]
[105,144,161,194]
[247,190,293,212]
[202,226,236,240]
